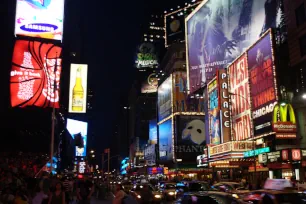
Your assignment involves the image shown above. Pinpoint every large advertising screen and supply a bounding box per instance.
[10,39,62,108]
[186,0,283,94]
[175,115,206,162]
[248,31,278,135]
[15,0,65,41]
[66,119,88,157]
[144,144,156,166]
[68,64,88,113]
[149,119,158,144]
[159,119,173,161]
[207,77,220,145]
[158,77,172,122]
[173,71,204,113]
[228,54,252,141]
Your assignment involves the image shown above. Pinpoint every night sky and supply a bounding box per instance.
[0,0,186,153]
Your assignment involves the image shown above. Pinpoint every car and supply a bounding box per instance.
[212,182,249,195]
[175,191,247,204]
[122,181,133,192]
[176,181,210,199]
[130,184,163,203]
[242,189,306,204]
[159,182,177,201]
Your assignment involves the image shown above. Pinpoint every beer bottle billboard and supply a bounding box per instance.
[69,64,88,113]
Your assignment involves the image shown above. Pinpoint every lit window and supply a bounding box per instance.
[150,39,153,42]
[144,34,147,36]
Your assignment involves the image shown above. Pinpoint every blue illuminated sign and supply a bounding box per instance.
[244,147,270,158]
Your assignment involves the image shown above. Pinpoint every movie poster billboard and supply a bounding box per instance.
[141,72,158,94]
[159,119,173,161]
[248,31,278,135]
[66,119,88,157]
[15,0,65,41]
[207,77,220,145]
[173,72,204,113]
[135,43,159,69]
[68,64,88,113]
[186,0,283,94]
[10,39,62,108]
[175,115,206,162]
[228,54,252,140]
[149,119,158,144]
[158,77,172,122]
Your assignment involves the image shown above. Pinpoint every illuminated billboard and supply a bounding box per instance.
[228,54,252,141]
[15,0,65,41]
[10,39,62,108]
[175,115,206,162]
[159,119,173,161]
[66,119,88,157]
[186,0,283,94]
[248,31,278,135]
[141,72,158,94]
[135,43,159,69]
[158,76,172,122]
[173,71,204,113]
[68,64,88,113]
[149,119,157,144]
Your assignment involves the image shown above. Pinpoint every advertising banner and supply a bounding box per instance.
[207,77,220,145]
[158,77,172,122]
[159,119,173,161]
[248,31,278,135]
[10,39,62,108]
[173,72,204,113]
[66,119,88,157]
[186,0,283,94]
[272,103,297,133]
[209,141,253,157]
[68,64,88,113]
[149,119,158,144]
[15,0,65,41]
[175,115,206,162]
[144,144,156,166]
[141,72,158,94]
[135,43,159,69]
[228,54,252,140]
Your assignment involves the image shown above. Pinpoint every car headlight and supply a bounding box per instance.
[137,195,141,199]
[154,195,161,199]
[168,192,175,196]
[232,194,239,199]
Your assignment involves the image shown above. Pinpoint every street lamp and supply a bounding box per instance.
[90,150,95,154]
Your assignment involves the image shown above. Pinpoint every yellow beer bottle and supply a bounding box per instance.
[72,67,84,111]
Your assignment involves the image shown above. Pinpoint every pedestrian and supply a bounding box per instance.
[112,184,126,204]
[48,182,65,204]
[77,176,94,204]
[32,186,48,204]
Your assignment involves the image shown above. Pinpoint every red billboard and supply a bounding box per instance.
[248,31,278,135]
[10,40,62,108]
[228,54,252,141]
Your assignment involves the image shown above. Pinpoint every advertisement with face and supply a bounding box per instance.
[248,31,278,135]
[228,54,252,140]
[175,115,206,162]
[135,43,159,68]
[66,119,88,157]
[173,71,204,113]
[15,0,65,40]
[141,72,158,94]
[159,119,173,161]
[69,64,88,113]
[10,40,62,108]
[149,119,158,144]
[207,77,220,145]
[158,77,172,122]
[186,0,283,94]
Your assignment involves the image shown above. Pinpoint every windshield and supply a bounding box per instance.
[189,183,209,192]
[165,184,176,189]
